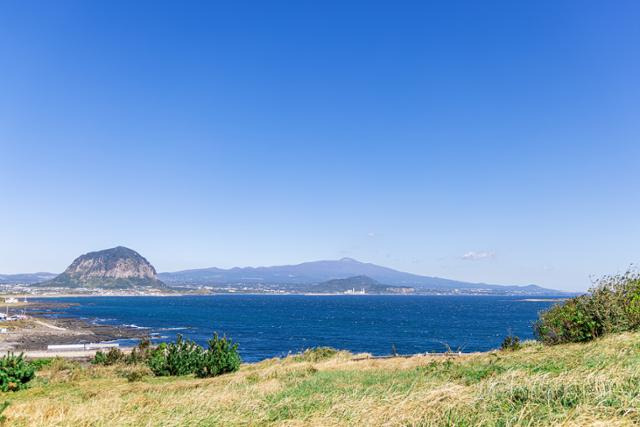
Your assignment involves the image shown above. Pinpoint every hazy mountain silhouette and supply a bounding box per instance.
[158,257,562,294]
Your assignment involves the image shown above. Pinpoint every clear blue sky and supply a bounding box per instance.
[1,1,639,291]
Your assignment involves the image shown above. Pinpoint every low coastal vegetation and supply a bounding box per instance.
[535,270,640,344]
[0,332,639,425]
[92,333,241,379]
[0,353,35,392]
[1,269,640,425]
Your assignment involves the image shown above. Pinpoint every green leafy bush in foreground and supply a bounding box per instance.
[127,337,153,364]
[0,353,35,392]
[92,347,126,366]
[195,333,241,378]
[148,335,204,376]
[92,334,241,378]
[29,358,54,371]
[93,338,154,366]
[500,334,521,351]
[149,333,241,378]
[535,270,640,344]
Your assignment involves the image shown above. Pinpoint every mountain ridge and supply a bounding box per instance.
[2,254,568,295]
[0,272,57,285]
[157,258,566,294]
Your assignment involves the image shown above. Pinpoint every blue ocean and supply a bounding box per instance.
[35,295,558,362]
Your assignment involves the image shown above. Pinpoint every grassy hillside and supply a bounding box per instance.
[4,332,640,426]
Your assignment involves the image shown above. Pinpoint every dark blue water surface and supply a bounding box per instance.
[35,295,558,362]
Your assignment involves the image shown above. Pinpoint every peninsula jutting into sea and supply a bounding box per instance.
[0,246,568,297]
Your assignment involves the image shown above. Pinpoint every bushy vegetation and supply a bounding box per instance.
[126,337,153,363]
[6,332,640,425]
[0,353,35,392]
[92,334,241,379]
[535,270,640,344]
[92,347,126,366]
[195,333,241,378]
[28,358,53,371]
[501,334,521,351]
[92,338,154,366]
[148,336,204,376]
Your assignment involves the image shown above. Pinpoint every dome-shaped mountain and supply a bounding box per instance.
[38,246,165,289]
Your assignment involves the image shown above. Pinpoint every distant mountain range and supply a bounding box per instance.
[1,249,567,295]
[0,272,56,285]
[158,257,565,295]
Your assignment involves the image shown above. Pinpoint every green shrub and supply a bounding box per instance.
[195,333,241,378]
[535,296,598,344]
[147,343,168,374]
[92,347,126,366]
[105,348,126,364]
[535,270,640,344]
[92,338,154,366]
[29,358,54,371]
[89,334,241,378]
[126,337,153,364]
[92,351,108,365]
[148,335,204,376]
[0,353,35,392]
[500,334,521,351]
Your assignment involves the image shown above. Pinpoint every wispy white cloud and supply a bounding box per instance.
[461,251,495,261]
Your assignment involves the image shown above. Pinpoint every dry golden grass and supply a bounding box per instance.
[3,333,640,426]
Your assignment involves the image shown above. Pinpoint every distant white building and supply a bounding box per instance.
[5,297,18,304]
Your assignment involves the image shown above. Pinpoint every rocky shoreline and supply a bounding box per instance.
[0,301,149,352]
